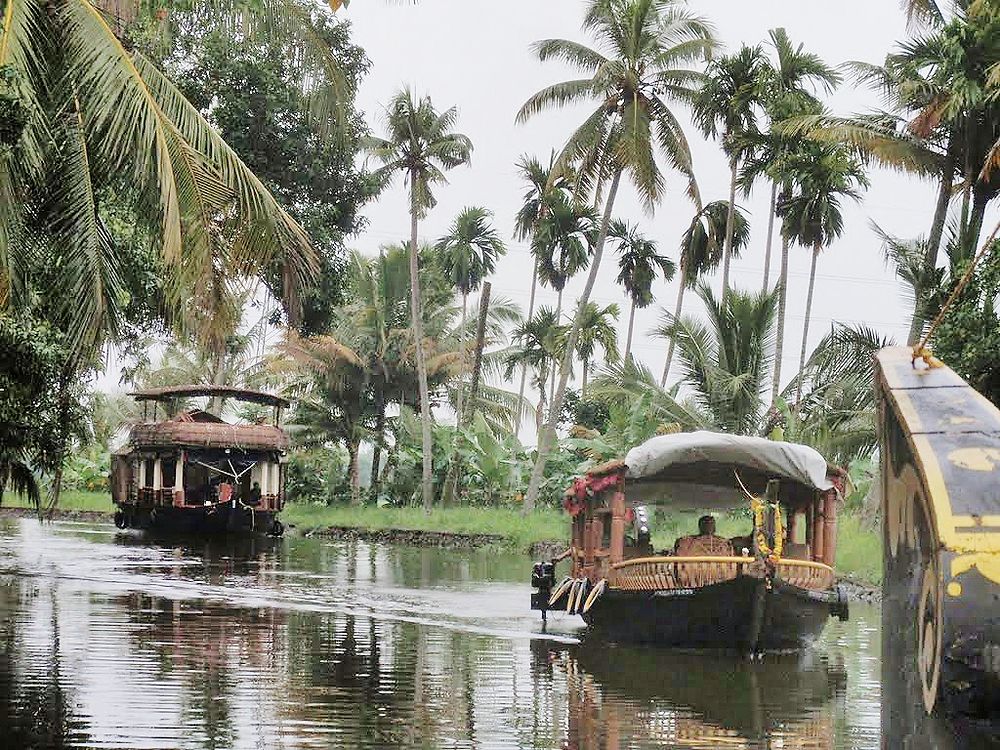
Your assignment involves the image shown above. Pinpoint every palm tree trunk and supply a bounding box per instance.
[624,299,637,361]
[407,179,434,512]
[762,181,777,293]
[771,232,791,404]
[370,380,386,501]
[441,292,469,508]
[721,157,739,295]
[348,438,361,506]
[909,135,957,344]
[795,242,821,405]
[661,264,686,387]
[581,359,589,400]
[550,288,563,404]
[515,258,539,438]
[455,292,469,425]
[523,169,622,514]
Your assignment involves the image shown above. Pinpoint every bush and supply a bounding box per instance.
[62,445,110,492]
[284,446,350,505]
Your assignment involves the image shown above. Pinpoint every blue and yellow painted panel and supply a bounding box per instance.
[877,347,1000,748]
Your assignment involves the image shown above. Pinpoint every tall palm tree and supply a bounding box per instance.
[692,44,768,295]
[654,283,779,435]
[504,307,566,436]
[512,152,571,436]
[435,206,506,425]
[750,28,841,294]
[780,142,868,402]
[0,0,353,357]
[574,301,620,398]
[610,219,675,361]
[366,88,473,511]
[435,206,505,506]
[516,0,715,512]
[785,6,1000,343]
[533,193,596,325]
[661,199,749,385]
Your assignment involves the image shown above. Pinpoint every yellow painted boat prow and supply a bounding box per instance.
[876,346,1000,747]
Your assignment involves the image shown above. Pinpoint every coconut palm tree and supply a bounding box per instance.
[780,142,868,402]
[661,199,750,385]
[533,193,597,325]
[366,88,473,511]
[610,220,675,361]
[435,206,506,424]
[574,301,620,398]
[516,0,715,512]
[692,44,769,295]
[784,5,1000,343]
[0,0,359,357]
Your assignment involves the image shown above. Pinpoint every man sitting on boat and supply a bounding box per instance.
[674,515,733,557]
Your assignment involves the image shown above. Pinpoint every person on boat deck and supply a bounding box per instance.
[248,481,262,506]
[674,514,733,556]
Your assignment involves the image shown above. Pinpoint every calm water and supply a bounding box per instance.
[0,517,881,749]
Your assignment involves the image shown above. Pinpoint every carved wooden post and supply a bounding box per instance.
[823,490,837,567]
[610,473,625,565]
[812,496,825,563]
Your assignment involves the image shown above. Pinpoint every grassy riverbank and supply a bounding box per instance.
[3,491,114,513]
[3,491,882,583]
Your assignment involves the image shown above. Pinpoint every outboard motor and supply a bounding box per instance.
[530,561,557,623]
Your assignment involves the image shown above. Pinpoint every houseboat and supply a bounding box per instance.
[110,385,289,535]
[530,431,850,651]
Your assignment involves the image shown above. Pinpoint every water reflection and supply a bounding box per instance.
[0,518,880,749]
[532,640,847,749]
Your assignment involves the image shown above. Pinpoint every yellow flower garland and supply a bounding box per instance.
[751,496,783,562]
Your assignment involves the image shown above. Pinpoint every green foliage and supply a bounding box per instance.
[0,315,86,504]
[61,446,111,493]
[167,20,374,334]
[561,390,610,432]
[931,250,1000,405]
[284,447,350,505]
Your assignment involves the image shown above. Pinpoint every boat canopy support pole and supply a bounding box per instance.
[823,490,837,568]
[812,496,825,564]
[610,475,625,565]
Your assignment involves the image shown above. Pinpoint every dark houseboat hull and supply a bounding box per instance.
[114,504,282,536]
[579,576,840,650]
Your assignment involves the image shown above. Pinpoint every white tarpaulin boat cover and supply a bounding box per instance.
[622,431,834,509]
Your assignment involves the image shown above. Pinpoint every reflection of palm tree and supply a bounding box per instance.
[367,88,473,511]
[517,0,714,511]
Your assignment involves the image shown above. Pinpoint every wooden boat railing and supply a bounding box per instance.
[608,556,834,592]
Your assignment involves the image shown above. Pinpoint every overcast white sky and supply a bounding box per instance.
[337,0,965,409]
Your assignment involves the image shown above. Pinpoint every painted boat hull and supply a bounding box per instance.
[580,575,837,651]
[114,504,281,536]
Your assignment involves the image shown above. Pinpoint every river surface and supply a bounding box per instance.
[0,517,881,749]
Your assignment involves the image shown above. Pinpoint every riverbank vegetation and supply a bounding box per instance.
[1,1,998,580]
